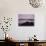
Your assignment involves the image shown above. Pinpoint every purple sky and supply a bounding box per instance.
[18,14,34,24]
[18,14,34,19]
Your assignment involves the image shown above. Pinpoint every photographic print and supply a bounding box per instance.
[18,14,34,26]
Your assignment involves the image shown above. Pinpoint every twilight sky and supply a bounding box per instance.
[18,14,34,24]
[18,14,34,19]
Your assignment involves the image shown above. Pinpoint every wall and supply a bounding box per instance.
[44,15,46,40]
[0,0,46,40]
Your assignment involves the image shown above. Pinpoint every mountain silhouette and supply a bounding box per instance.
[19,22,34,26]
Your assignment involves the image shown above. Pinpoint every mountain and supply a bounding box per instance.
[19,22,34,26]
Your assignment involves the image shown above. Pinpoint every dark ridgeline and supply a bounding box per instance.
[19,21,34,26]
[19,19,34,26]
